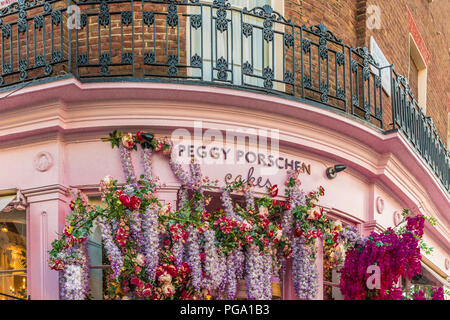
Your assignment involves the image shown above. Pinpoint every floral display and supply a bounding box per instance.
[48,130,444,301]
[339,209,441,300]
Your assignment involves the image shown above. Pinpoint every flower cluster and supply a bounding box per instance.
[339,214,427,300]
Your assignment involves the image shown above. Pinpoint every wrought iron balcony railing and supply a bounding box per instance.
[0,0,448,191]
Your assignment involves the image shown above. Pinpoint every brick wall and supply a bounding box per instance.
[363,0,449,143]
[284,0,449,143]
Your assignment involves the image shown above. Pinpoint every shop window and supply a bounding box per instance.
[409,34,427,112]
[322,218,357,300]
[87,197,106,300]
[0,207,27,300]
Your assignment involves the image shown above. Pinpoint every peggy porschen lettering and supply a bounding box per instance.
[176,144,311,174]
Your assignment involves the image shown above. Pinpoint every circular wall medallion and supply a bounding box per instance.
[445,258,450,271]
[393,211,402,226]
[376,196,384,214]
[34,152,53,172]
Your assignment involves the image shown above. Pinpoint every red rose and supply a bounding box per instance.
[119,194,130,206]
[130,277,140,286]
[167,265,178,277]
[142,288,152,297]
[280,201,285,207]
[294,228,303,237]
[163,239,170,247]
[69,201,75,210]
[179,262,190,276]
[200,253,206,263]
[136,131,144,142]
[268,230,274,238]
[272,200,278,206]
[270,185,279,197]
[285,203,291,210]
[129,196,141,210]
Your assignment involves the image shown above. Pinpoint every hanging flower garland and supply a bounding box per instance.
[49,129,443,301]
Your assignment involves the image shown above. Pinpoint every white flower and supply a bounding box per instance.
[159,204,171,217]
[158,273,172,284]
[275,229,282,240]
[161,283,175,297]
[135,253,145,266]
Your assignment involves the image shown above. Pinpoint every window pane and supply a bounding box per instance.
[87,197,104,300]
[0,209,26,299]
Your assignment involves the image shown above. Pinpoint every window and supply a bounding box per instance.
[187,0,285,88]
[0,205,27,300]
[87,197,105,300]
[322,216,359,300]
[409,34,427,112]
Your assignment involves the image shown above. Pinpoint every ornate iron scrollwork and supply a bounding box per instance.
[44,64,52,76]
[284,71,294,85]
[319,81,329,103]
[99,1,110,27]
[263,66,274,89]
[77,53,88,66]
[121,11,133,26]
[302,39,311,53]
[167,54,179,76]
[308,24,342,43]
[337,87,345,100]
[242,61,253,75]
[2,62,12,75]
[216,57,228,81]
[35,54,45,67]
[167,3,179,27]
[122,52,133,65]
[143,12,155,26]
[284,33,294,48]
[52,10,61,25]
[191,54,202,67]
[242,23,253,37]
[336,52,345,66]
[99,52,110,75]
[213,0,230,32]
[144,51,156,65]
[34,15,43,30]
[51,50,62,63]
[303,75,312,89]
[2,24,11,39]
[191,15,202,29]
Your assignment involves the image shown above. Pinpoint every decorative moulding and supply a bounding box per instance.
[34,152,53,172]
[376,196,384,214]
[393,211,403,226]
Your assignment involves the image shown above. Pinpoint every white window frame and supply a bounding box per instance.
[408,33,428,113]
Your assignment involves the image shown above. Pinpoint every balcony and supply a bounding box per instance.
[0,0,448,191]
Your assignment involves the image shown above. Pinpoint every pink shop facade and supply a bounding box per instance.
[0,79,448,300]
[0,0,449,301]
